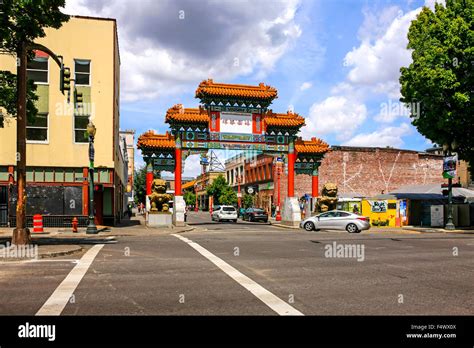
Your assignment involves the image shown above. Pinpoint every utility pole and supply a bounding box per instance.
[12,40,30,245]
[10,42,65,244]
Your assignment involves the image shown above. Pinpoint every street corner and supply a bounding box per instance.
[0,241,83,262]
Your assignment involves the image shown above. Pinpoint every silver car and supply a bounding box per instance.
[300,210,370,233]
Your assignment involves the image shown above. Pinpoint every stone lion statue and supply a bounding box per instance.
[149,179,173,212]
[316,183,338,213]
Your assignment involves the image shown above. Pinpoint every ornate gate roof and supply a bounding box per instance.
[195,79,277,101]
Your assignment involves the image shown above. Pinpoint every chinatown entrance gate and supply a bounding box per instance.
[137,79,329,226]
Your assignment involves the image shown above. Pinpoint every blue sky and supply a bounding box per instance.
[65,0,441,176]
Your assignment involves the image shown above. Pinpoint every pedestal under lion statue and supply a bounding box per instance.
[149,179,173,212]
[316,183,338,213]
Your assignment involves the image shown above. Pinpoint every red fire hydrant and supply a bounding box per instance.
[72,217,78,233]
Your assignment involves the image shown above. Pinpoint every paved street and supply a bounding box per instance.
[1,211,473,315]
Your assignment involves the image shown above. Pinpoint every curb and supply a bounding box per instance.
[39,245,83,259]
[402,228,474,234]
[0,245,83,262]
[271,223,300,230]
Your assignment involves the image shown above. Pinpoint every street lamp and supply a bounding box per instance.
[86,121,98,234]
[443,141,457,231]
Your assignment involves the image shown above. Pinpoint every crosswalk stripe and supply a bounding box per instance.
[172,234,303,316]
[36,244,104,316]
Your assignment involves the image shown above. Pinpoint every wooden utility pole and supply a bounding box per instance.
[12,40,31,245]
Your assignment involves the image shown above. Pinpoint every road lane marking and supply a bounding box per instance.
[36,244,104,316]
[172,234,303,316]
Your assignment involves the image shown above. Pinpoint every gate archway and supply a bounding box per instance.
[137,79,329,226]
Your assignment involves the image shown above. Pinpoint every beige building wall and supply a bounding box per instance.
[0,16,120,176]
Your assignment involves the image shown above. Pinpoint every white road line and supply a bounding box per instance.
[172,234,303,316]
[36,244,104,316]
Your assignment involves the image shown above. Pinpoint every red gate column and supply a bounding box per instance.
[175,146,182,196]
[146,162,153,195]
[287,141,295,198]
[312,166,319,197]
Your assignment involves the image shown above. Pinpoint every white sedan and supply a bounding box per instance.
[300,210,370,233]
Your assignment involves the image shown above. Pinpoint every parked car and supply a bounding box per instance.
[300,210,370,233]
[211,205,238,222]
[243,208,269,223]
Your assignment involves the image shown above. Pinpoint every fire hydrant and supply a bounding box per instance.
[72,217,78,233]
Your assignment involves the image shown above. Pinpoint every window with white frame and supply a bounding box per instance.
[74,115,89,143]
[26,113,48,142]
[27,55,48,84]
[74,59,91,85]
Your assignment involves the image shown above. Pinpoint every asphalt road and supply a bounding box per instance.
[1,211,473,315]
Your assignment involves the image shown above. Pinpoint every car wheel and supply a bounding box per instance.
[346,223,359,233]
[303,222,315,231]
[216,216,220,222]
[233,219,237,223]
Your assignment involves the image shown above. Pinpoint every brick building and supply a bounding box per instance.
[276,146,444,203]
[242,147,445,212]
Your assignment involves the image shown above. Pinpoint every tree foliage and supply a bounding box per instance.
[218,187,237,206]
[206,174,237,205]
[400,0,473,167]
[0,0,69,122]
[133,165,147,205]
[242,194,254,208]
[0,0,69,53]
[184,191,196,206]
[0,71,38,123]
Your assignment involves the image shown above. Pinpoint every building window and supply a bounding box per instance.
[75,59,91,85]
[27,54,48,84]
[74,115,89,143]
[26,113,48,142]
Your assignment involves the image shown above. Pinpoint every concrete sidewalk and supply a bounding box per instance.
[0,215,193,253]
[0,243,83,261]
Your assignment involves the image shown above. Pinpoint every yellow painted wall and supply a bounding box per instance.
[361,199,398,227]
[0,16,122,181]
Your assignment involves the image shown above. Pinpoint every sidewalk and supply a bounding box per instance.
[402,226,474,234]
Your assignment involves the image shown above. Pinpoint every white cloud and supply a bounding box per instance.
[64,0,302,102]
[302,96,367,141]
[183,154,202,177]
[343,8,420,98]
[299,81,312,91]
[342,123,412,148]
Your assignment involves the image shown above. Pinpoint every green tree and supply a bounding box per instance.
[219,187,237,205]
[400,0,473,168]
[206,174,227,204]
[184,191,196,206]
[133,166,147,205]
[0,71,38,124]
[242,194,254,208]
[0,0,69,122]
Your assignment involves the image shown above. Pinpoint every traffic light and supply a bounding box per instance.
[74,89,83,107]
[60,66,71,94]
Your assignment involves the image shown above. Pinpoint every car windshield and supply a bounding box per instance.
[223,207,236,211]
[253,209,265,213]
